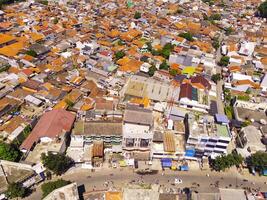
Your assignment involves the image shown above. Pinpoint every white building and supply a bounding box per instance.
[185,114,231,158]
[122,105,154,159]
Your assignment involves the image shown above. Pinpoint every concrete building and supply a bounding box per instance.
[236,126,266,158]
[185,114,232,158]
[122,104,154,160]
[43,182,79,200]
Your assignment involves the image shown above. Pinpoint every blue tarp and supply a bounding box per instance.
[180,165,189,171]
[161,158,172,168]
[263,169,267,176]
[185,149,195,157]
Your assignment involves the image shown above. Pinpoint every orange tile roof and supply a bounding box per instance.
[29,32,44,42]
[229,66,241,72]
[261,57,267,65]
[0,22,12,29]
[0,42,24,57]
[119,59,143,73]
[0,34,16,45]
[108,29,120,38]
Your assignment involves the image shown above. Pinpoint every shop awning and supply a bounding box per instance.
[161,158,172,168]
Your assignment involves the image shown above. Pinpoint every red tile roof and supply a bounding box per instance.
[20,109,75,151]
[179,83,193,100]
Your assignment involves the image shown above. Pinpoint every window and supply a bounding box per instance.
[218,140,229,144]
[140,139,149,147]
[126,138,134,147]
[216,145,227,149]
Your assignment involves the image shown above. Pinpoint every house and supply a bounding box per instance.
[72,120,122,145]
[179,82,209,112]
[43,182,79,200]
[122,104,154,160]
[236,126,266,158]
[20,109,76,154]
[0,116,29,143]
[0,160,45,194]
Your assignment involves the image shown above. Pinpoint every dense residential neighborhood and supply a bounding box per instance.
[0,0,266,199]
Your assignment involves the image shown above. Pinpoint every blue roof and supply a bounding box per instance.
[215,114,229,124]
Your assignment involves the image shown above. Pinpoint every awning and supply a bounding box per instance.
[180,165,189,171]
[185,149,195,157]
[161,158,172,168]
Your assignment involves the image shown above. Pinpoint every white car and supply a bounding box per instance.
[174,178,183,184]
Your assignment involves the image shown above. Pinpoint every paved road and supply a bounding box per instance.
[25,168,267,199]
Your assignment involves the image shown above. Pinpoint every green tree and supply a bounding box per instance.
[148,65,157,77]
[114,51,125,60]
[5,182,27,199]
[225,27,233,36]
[117,40,124,46]
[248,151,267,171]
[211,73,221,83]
[64,99,74,107]
[26,50,37,57]
[53,18,58,24]
[134,11,141,19]
[41,152,73,175]
[211,152,243,171]
[224,105,233,119]
[0,142,21,162]
[258,0,267,18]
[209,13,221,20]
[169,69,178,76]
[160,43,174,59]
[178,32,194,42]
[212,38,220,50]
[159,60,169,70]
[41,179,71,198]
[218,56,230,66]
[146,42,153,52]
[237,95,250,101]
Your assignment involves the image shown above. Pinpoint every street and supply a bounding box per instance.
[25,168,267,199]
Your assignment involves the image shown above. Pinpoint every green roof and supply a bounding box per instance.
[216,124,230,138]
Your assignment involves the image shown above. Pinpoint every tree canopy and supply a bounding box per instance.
[258,0,267,18]
[5,183,27,199]
[159,60,169,70]
[26,50,37,57]
[148,65,157,77]
[114,51,125,60]
[248,151,267,171]
[134,11,141,19]
[211,73,221,83]
[41,152,73,175]
[211,152,243,171]
[178,32,194,42]
[169,69,178,76]
[0,142,21,162]
[218,56,230,66]
[41,179,71,198]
